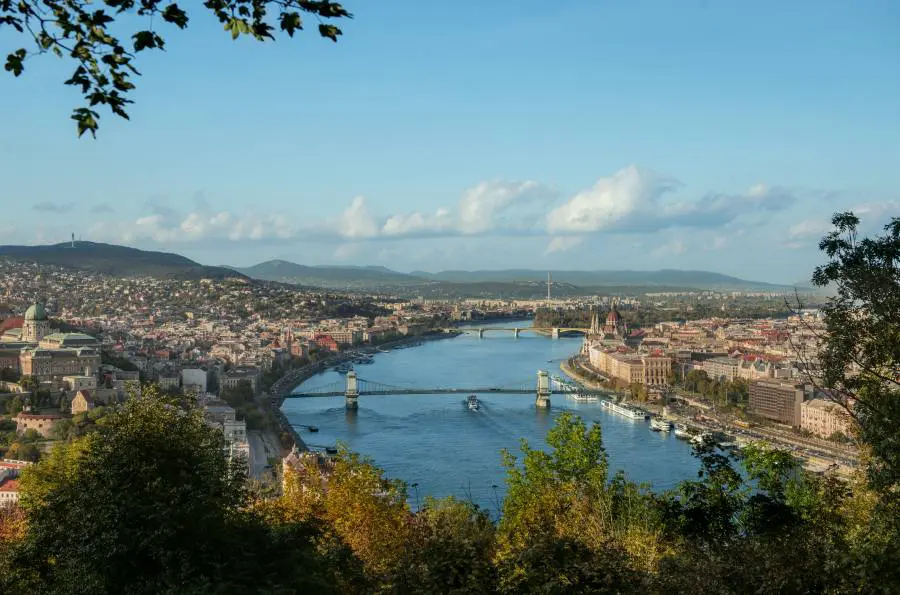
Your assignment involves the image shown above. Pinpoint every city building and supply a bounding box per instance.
[70,389,95,415]
[222,366,261,395]
[801,398,853,439]
[588,347,672,387]
[181,368,207,394]
[749,380,804,427]
[15,411,65,438]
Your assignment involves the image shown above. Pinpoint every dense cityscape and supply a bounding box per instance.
[2,1,898,593]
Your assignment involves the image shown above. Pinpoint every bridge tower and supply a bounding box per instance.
[345,370,359,410]
[536,370,551,408]
[478,328,484,339]
[514,328,520,339]
[551,327,560,339]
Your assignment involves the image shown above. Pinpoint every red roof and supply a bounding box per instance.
[0,479,19,492]
[0,317,23,332]
[16,412,64,420]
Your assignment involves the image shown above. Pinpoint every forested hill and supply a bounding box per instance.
[0,242,247,280]
[412,268,787,290]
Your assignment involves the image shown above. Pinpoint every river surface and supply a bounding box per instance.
[283,322,700,512]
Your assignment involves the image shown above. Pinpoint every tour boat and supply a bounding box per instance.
[467,395,480,411]
[650,417,672,432]
[601,400,649,420]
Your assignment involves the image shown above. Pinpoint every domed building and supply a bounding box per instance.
[21,302,50,343]
[0,300,101,382]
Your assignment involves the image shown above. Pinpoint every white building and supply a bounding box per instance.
[181,368,207,394]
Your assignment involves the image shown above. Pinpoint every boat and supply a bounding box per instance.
[601,399,649,420]
[467,394,479,411]
[650,417,672,432]
[673,423,692,440]
[324,446,338,456]
[567,391,600,403]
[307,425,319,433]
[335,363,353,374]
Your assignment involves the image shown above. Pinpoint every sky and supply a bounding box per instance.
[1,0,898,284]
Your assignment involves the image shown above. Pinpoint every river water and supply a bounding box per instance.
[283,322,700,512]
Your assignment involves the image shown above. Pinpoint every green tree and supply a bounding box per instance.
[394,497,497,594]
[811,212,900,493]
[2,1,353,136]
[3,390,253,593]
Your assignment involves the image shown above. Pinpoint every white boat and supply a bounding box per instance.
[650,417,672,432]
[567,392,600,403]
[673,423,692,440]
[466,394,479,411]
[601,399,649,420]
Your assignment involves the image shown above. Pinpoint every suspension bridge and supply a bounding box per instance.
[437,327,589,338]
[279,370,610,409]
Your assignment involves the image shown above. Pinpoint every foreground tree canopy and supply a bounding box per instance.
[1,213,898,593]
[1,1,352,136]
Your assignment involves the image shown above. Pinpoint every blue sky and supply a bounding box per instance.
[1,0,898,284]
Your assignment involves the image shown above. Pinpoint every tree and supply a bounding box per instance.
[496,413,657,593]
[393,496,497,593]
[2,1,353,136]
[811,212,900,494]
[3,389,252,593]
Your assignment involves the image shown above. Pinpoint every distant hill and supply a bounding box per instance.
[236,260,425,288]
[0,242,246,280]
[411,269,787,290]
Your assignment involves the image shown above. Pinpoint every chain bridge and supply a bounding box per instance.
[280,370,607,410]
[437,327,590,338]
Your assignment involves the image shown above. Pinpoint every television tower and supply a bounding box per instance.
[547,272,552,303]
[71,233,75,248]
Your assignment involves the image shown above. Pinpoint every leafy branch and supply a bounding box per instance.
[1,1,352,137]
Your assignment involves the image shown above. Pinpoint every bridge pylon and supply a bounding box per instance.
[478,328,484,338]
[514,328,520,339]
[551,327,560,339]
[536,370,551,408]
[345,370,359,410]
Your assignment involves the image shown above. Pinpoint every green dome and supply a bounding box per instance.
[24,302,48,321]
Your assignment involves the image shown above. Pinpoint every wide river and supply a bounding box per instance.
[283,321,700,512]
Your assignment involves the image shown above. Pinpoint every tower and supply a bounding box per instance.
[547,272,552,303]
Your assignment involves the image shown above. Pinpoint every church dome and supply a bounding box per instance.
[24,302,48,321]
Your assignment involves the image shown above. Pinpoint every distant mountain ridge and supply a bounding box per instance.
[240,259,792,291]
[234,260,425,287]
[0,242,246,280]
[410,268,786,290]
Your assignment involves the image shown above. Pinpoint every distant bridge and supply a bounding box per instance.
[279,370,611,410]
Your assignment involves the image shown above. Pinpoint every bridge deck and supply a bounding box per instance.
[284,388,606,398]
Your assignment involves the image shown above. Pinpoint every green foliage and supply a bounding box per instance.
[812,212,900,494]
[394,497,497,593]
[1,1,352,136]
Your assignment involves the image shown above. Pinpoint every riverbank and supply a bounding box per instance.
[559,357,856,477]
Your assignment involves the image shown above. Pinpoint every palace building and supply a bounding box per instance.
[0,300,101,381]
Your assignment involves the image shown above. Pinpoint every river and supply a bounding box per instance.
[283,322,700,512]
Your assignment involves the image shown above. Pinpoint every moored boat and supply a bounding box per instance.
[601,399,649,420]
[650,417,672,432]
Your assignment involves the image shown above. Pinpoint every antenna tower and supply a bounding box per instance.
[547,272,552,302]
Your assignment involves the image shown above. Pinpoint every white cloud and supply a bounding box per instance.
[547,166,674,233]
[651,239,687,258]
[339,196,379,239]
[544,236,584,254]
[788,218,831,239]
[546,166,796,235]
[458,180,552,234]
[382,208,454,236]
